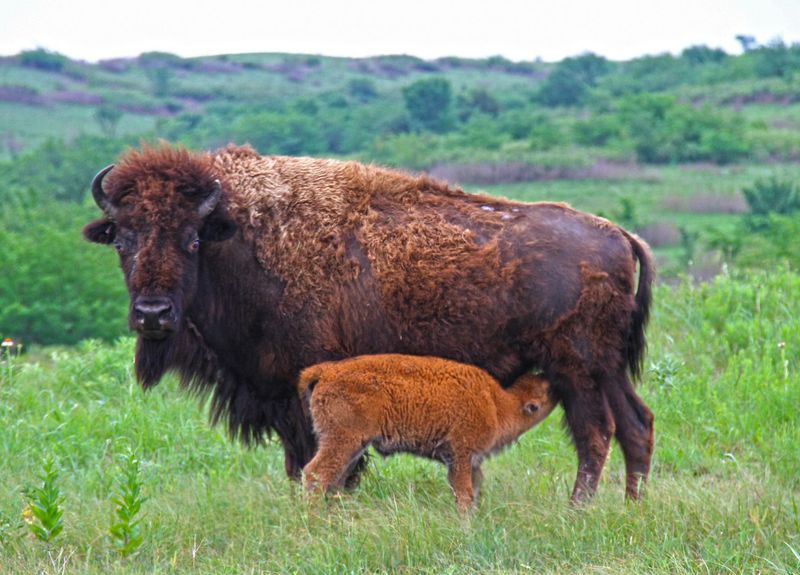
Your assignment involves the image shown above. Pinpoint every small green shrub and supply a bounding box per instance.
[22,457,64,543]
[742,176,800,220]
[109,450,146,557]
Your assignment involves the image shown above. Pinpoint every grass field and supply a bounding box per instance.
[1,269,798,574]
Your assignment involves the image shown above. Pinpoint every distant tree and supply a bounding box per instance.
[138,51,184,68]
[139,52,182,97]
[572,115,623,147]
[528,115,564,150]
[617,94,750,164]
[735,35,758,52]
[402,77,453,133]
[753,39,800,78]
[145,67,172,97]
[456,87,499,121]
[0,135,130,203]
[681,45,727,65]
[538,52,610,107]
[347,78,378,102]
[94,106,123,138]
[18,48,70,72]
[232,110,326,156]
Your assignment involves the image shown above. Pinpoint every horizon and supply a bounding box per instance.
[2,0,799,64]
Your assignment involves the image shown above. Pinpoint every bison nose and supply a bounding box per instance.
[133,298,174,333]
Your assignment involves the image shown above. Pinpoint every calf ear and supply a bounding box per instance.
[83,220,116,244]
[200,214,237,242]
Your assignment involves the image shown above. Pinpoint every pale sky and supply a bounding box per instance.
[1,0,799,62]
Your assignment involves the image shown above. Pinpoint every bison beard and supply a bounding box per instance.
[84,143,655,503]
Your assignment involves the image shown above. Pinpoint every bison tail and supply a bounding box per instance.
[622,230,654,382]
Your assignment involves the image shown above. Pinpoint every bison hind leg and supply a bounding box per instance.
[558,376,616,504]
[605,372,654,499]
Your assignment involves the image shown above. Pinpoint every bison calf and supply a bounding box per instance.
[298,354,555,512]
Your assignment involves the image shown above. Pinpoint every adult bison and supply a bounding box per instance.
[84,144,654,502]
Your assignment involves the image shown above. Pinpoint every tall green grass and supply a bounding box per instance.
[0,269,798,573]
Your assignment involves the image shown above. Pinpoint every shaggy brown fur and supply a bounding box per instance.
[83,143,654,502]
[298,354,554,512]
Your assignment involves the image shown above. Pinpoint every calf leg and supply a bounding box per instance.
[303,437,365,492]
[559,379,615,504]
[605,373,654,499]
[341,453,370,491]
[471,465,484,501]
[447,455,475,513]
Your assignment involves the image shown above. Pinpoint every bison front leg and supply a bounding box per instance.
[559,378,615,504]
[273,394,318,480]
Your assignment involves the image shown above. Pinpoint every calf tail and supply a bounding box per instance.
[297,365,324,419]
[620,230,654,382]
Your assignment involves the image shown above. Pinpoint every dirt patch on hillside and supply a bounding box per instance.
[429,160,655,185]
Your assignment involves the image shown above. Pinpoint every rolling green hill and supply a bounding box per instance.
[1,44,799,345]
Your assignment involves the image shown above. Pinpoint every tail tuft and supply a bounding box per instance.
[621,230,654,381]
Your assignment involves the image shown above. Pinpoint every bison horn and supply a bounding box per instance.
[198,179,222,218]
[91,164,117,219]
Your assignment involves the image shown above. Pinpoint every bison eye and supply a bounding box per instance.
[113,240,125,253]
[187,237,201,253]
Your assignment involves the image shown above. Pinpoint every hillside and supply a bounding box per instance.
[0,51,544,155]
[1,44,799,345]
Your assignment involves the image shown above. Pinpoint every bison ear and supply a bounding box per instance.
[83,219,116,244]
[199,214,236,242]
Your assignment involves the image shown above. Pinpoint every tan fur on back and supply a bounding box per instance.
[210,145,521,311]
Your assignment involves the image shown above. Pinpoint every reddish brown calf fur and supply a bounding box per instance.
[84,143,654,503]
[298,354,555,512]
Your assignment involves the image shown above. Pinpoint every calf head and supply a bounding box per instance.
[82,147,236,386]
[509,373,556,427]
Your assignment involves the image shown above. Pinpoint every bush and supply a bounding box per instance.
[231,110,326,156]
[538,53,610,107]
[0,202,128,345]
[742,176,800,232]
[0,136,133,203]
[681,45,728,65]
[528,116,564,151]
[752,40,800,78]
[18,48,70,72]
[456,87,499,121]
[402,77,454,133]
[453,115,505,150]
[572,115,623,146]
[347,78,378,102]
[617,94,750,163]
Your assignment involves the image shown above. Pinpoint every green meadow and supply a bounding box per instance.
[1,269,798,574]
[2,44,800,573]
